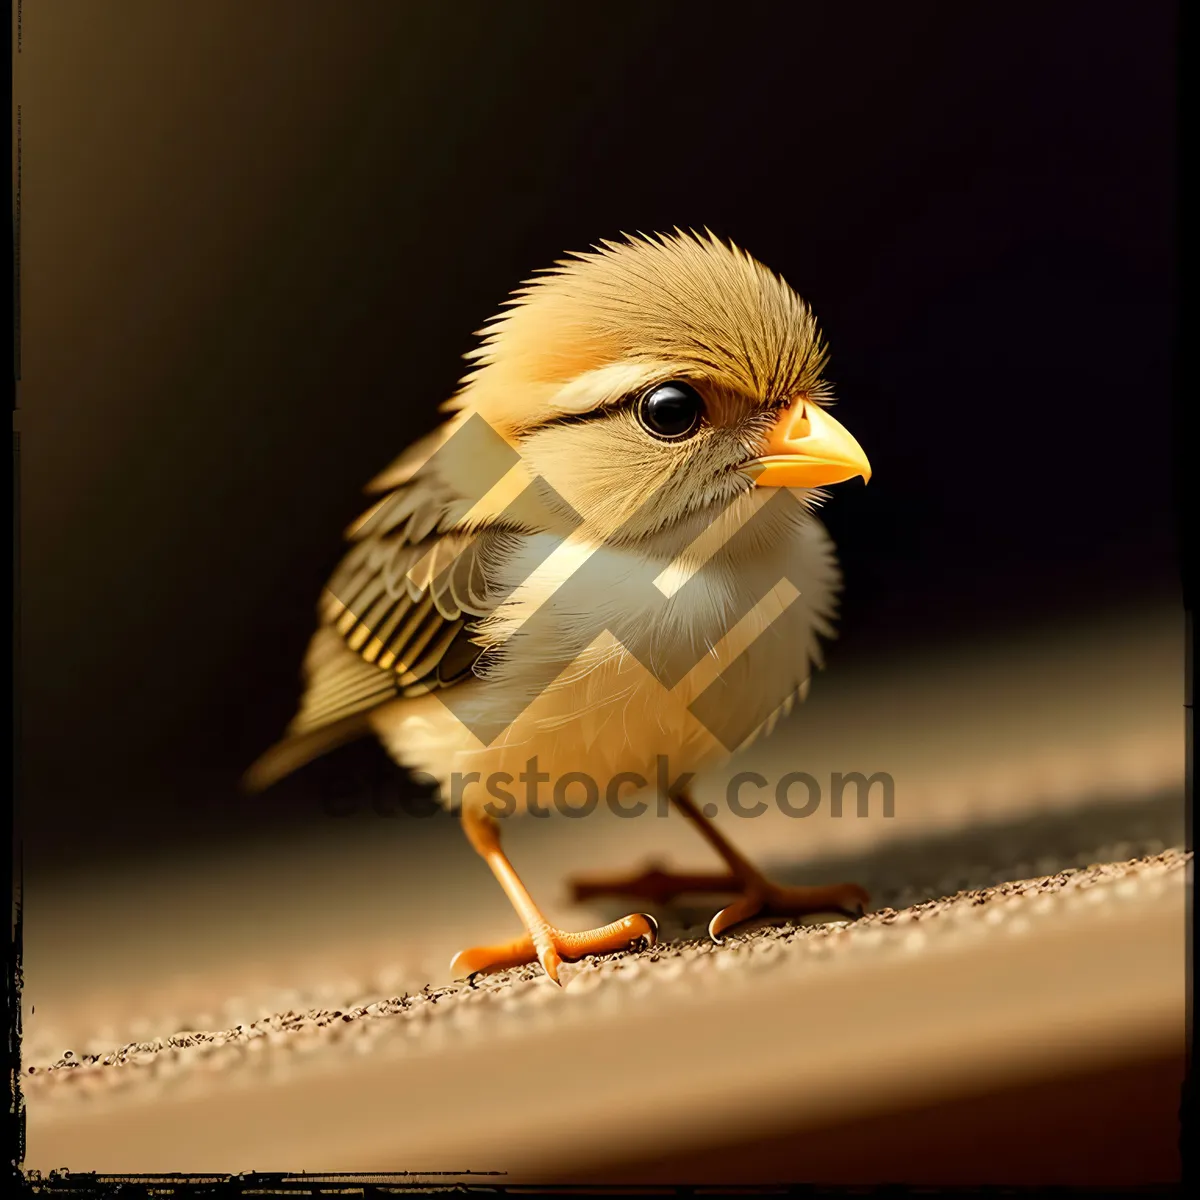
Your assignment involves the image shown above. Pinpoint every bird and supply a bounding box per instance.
[246,229,873,984]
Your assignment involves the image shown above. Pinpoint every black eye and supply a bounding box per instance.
[637,381,704,441]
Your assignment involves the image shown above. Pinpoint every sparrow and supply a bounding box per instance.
[247,230,873,984]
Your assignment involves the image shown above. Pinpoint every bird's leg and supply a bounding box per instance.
[567,791,869,942]
[449,807,657,985]
[672,790,869,940]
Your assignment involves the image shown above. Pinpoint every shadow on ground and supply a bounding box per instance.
[582,787,1185,939]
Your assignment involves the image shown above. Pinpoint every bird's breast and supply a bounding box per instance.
[372,512,841,812]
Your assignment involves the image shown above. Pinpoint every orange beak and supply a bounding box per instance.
[745,396,872,488]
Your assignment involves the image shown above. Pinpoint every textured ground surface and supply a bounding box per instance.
[26,850,1189,1089]
[22,846,1189,1183]
[19,609,1190,1183]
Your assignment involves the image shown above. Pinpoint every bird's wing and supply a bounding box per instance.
[244,466,510,791]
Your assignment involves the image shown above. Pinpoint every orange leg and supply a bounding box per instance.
[450,807,657,985]
[570,790,869,942]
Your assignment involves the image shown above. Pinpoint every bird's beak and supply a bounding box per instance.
[745,396,872,488]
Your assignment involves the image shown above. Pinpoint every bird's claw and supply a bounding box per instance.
[636,912,659,949]
[707,881,870,944]
[451,911,658,983]
[538,945,564,986]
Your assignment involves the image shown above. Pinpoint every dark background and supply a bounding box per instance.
[17,1,1178,874]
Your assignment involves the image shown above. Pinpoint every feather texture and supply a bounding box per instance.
[245,467,509,790]
[248,230,851,801]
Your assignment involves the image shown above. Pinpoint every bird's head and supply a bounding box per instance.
[441,230,871,544]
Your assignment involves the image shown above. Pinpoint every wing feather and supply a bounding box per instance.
[245,455,507,791]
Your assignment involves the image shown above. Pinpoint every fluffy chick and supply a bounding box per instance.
[248,230,872,982]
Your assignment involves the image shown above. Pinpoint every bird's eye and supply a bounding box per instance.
[637,381,704,441]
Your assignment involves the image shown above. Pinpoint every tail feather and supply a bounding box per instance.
[242,714,372,794]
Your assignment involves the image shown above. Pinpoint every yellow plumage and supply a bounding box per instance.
[248,229,872,984]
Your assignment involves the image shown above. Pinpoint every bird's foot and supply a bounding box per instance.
[450,912,658,985]
[568,864,868,941]
[708,880,869,942]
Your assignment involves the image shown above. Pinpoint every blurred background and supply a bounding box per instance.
[15,0,1185,1185]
